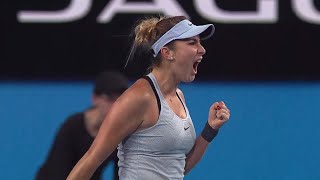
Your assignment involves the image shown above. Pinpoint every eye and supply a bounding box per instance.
[188,40,197,45]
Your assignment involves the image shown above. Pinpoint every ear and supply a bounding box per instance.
[160,46,174,60]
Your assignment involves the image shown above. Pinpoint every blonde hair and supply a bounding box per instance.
[133,17,162,48]
[125,16,187,71]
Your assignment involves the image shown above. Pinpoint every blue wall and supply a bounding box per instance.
[1,81,319,180]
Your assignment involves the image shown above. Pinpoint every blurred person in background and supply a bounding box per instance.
[36,71,128,180]
[68,15,230,180]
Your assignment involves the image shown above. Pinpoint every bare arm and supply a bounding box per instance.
[184,134,210,174]
[67,81,150,180]
[177,89,230,174]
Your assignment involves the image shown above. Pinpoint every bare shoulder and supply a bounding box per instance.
[101,78,156,132]
[117,78,154,108]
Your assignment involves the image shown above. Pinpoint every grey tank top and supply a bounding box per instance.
[117,73,196,180]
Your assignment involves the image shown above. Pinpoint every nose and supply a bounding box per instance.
[197,43,206,55]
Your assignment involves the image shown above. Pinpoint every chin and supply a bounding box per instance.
[183,75,196,83]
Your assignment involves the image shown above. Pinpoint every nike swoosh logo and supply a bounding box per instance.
[184,126,190,130]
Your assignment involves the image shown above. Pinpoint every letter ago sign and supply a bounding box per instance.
[17,0,320,24]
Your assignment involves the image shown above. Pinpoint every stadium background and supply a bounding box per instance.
[1,1,320,179]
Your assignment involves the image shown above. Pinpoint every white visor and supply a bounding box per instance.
[151,19,215,57]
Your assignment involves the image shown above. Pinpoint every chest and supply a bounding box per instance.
[131,106,196,155]
[165,95,187,119]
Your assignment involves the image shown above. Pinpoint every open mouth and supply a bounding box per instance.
[193,61,201,73]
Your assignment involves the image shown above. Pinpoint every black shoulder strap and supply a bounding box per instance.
[143,76,161,113]
[176,92,186,114]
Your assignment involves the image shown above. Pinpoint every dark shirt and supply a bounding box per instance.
[36,113,119,180]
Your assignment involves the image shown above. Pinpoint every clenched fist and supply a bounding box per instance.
[208,101,230,129]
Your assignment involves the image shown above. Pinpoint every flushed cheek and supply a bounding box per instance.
[176,50,197,69]
[178,56,192,69]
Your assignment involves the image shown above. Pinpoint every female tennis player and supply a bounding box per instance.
[67,15,230,180]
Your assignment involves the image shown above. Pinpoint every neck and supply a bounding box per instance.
[151,68,179,97]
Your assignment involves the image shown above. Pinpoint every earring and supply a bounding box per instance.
[169,57,173,60]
